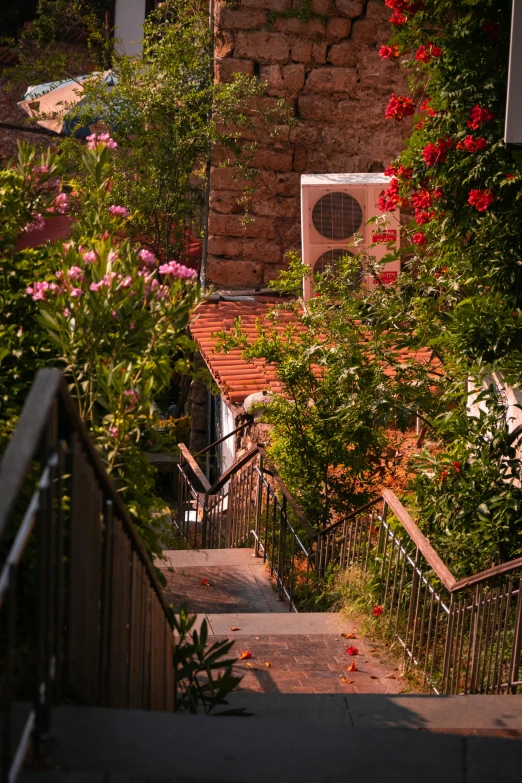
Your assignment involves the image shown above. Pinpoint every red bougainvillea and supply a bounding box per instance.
[468,189,494,211]
[422,138,453,166]
[385,93,415,121]
[416,42,442,62]
[457,135,488,153]
[379,45,400,59]
[467,105,495,130]
[413,232,427,244]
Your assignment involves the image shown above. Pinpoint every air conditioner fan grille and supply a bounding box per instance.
[312,191,363,240]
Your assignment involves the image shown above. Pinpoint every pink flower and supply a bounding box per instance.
[385,94,415,121]
[70,288,83,297]
[32,164,49,176]
[413,232,427,245]
[90,282,103,292]
[87,132,118,151]
[120,275,133,288]
[64,307,70,317]
[68,266,84,281]
[468,189,494,212]
[109,426,119,438]
[138,248,156,267]
[49,283,62,293]
[53,192,69,214]
[108,205,129,218]
[111,310,118,319]
[23,213,45,233]
[103,272,117,286]
[158,260,198,280]
[26,281,49,301]
[467,105,495,130]
[82,250,97,264]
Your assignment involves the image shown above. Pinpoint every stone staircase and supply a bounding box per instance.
[159,548,403,695]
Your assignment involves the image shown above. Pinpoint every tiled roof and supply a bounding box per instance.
[190,296,441,406]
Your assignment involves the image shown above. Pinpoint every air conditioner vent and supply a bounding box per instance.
[312,191,363,240]
[314,249,363,289]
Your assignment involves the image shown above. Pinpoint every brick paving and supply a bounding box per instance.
[223,633,403,695]
[162,548,403,694]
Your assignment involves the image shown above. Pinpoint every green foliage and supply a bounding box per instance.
[411,392,522,577]
[173,604,248,715]
[217,250,439,527]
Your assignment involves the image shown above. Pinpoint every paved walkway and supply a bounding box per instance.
[160,549,404,695]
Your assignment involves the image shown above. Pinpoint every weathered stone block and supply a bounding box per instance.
[241,0,291,10]
[209,236,282,264]
[253,147,294,171]
[207,258,264,288]
[352,0,390,43]
[235,32,290,63]
[335,0,365,17]
[211,166,277,194]
[311,0,334,13]
[276,218,301,246]
[260,64,284,94]
[263,264,287,284]
[275,171,300,197]
[217,6,267,30]
[304,66,357,93]
[282,62,306,92]
[312,42,328,64]
[327,40,358,67]
[209,213,277,239]
[291,39,313,62]
[289,123,322,146]
[326,17,352,42]
[210,191,243,214]
[215,58,255,84]
[273,16,326,38]
[292,146,308,171]
[215,31,235,58]
[252,196,300,218]
[297,92,336,120]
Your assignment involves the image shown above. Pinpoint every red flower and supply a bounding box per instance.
[385,94,415,121]
[397,165,413,179]
[413,232,427,245]
[457,135,488,153]
[416,43,442,63]
[467,105,495,130]
[432,188,443,199]
[468,189,494,211]
[389,10,407,24]
[514,312,519,318]
[380,45,400,60]
[420,98,437,117]
[440,470,448,482]
[373,606,384,616]
[506,174,515,180]
[346,646,359,655]
[481,20,500,43]
[452,461,461,473]
[422,138,452,166]
[378,177,401,211]
[412,190,433,210]
[384,164,397,176]
[416,210,435,225]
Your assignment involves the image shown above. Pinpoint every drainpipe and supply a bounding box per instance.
[200,0,215,293]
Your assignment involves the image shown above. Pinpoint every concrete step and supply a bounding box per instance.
[19,702,522,783]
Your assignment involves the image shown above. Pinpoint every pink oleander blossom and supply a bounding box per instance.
[54,193,69,214]
[138,248,156,267]
[120,276,133,288]
[23,213,45,233]
[26,281,49,301]
[158,260,198,280]
[70,288,83,297]
[82,250,97,264]
[108,426,119,438]
[86,132,118,151]
[90,281,103,292]
[68,266,84,281]
[108,205,129,218]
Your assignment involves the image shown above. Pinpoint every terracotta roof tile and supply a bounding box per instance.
[190,296,441,405]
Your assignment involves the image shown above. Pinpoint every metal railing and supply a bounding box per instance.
[0,370,175,783]
[176,437,522,691]
[310,489,522,695]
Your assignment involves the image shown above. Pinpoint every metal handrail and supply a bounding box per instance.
[0,369,175,783]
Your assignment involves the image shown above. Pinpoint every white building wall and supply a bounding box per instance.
[114,0,147,56]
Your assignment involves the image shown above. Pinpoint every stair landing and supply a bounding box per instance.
[159,548,404,695]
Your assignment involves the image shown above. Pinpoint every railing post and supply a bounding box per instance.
[254,457,263,557]
[201,492,209,548]
[509,578,522,693]
[441,593,457,694]
[277,496,287,601]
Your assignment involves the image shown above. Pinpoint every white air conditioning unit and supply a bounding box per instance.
[301,173,401,301]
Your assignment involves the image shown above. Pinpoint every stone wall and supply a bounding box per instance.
[208,0,410,289]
